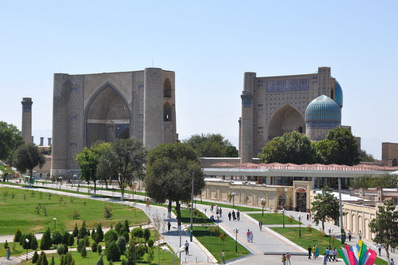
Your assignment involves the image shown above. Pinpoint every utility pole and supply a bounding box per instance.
[190,171,194,242]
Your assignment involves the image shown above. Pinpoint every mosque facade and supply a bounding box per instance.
[51,68,177,177]
[239,67,343,163]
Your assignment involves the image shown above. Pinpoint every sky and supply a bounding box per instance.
[1,0,397,159]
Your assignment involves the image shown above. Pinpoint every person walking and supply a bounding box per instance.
[348,230,352,241]
[167,221,171,231]
[184,240,189,255]
[228,211,232,221]
[219,207,222,217]
[221,250,225,264]
[323,253,328,265]
[358,230,362,241]
[237,210,240,221]
[246,229,250,242]
[286,252,291,265]
[6,246,10,260]
[315,245,320,259]
[232,210,236,221]
[250,230,254,243]
[325,247,330,262]
[391,258,395,265]
[281,254,287,265]
[312,245,316,259]
[259,220,263,231]
[377,243,382,256]
[308,245,312,259]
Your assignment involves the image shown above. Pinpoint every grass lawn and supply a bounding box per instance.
[248,213,301,225]
[194,200,262,212]
[0,187,149,235]
[271,227,387,265]
[193,226,250,263]
[172,208,213,224]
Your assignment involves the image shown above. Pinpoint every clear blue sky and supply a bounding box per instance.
[1,0,397,159]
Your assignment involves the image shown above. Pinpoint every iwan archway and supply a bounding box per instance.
[268,104,305,140]
[85,83,132,147]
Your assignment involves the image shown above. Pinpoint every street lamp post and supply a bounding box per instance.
[282,208,286,228]
[172,225,184,265]
[328,227,333,248]
[261,198,265,217]
[25,238,29,260]
[233,228,239,252]
[298,214,303,238]
[161,246,185,265]
[53,217,57,230]
[231,192,236,208]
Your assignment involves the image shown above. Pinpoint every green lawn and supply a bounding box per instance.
[271,227,387,265]
[194,200,262,212]
[172,208,213,224]
[248,213,301,225]
[0,187,149,235]
[193,226,250,263]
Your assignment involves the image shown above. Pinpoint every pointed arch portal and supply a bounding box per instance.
[268,104,305,140]
[85,84,131,147]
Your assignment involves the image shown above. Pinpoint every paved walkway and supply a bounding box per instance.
[0,183,213,264]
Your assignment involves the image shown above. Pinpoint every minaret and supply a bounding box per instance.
[21,97,33,144]
[240,72,256,163]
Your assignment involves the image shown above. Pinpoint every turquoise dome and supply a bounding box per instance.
[335,81,343,108]
[305,95,341,126]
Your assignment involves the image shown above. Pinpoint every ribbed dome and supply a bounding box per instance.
[305,95,341,123]
[335,81,343,108]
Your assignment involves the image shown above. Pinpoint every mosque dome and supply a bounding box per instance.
[305,95,341,124]
[335,81,343,108]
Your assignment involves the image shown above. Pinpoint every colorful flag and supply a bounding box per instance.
[364,249,377,265]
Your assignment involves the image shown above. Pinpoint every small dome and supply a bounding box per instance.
[305,95,341,123]
[335,81,343,108]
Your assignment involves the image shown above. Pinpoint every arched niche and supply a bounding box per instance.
[85,84,131,147]
[164,78,172,98]
[268,104,305,140]
[393,158,398,166]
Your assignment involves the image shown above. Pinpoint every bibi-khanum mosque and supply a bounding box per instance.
[21,66,398,242]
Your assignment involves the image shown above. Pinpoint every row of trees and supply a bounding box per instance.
[259,128,361,166]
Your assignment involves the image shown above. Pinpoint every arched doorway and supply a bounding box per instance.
[393,158,398,166]
[164,102,172,121]
[268,104,305,140]
[295,188,307,212]
[86,85,131,147]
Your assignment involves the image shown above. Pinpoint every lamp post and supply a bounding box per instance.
[25,238,29,260]
[161,246,185,265]
[282,208,286,228]
[261,198,266,217]
[53,217,57,230]
[298,214,303,237]
[233,227,239,252]
[328,227,333,248]
[172,225,184,265]
[231,192,236,208]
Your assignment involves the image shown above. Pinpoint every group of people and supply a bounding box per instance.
[228,210,240,221]
[324,247,338,263]
[246,229,254,243]
[308,245,320,259]
[281,252,291,265]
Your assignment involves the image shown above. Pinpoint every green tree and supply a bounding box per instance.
[183,133,238,157]
[145,143,205,227]
[79,220,87,238]
[359,149,375,162]
[52,231,63,245]
[97,254,104,265]
[14,228,22,242]
[311,186,340,231]
[72,223,78,237]
[75,142,110,196]
[80,241,87,257]
[370,200,398,263]
[316,127,360,165]
[104,229,118,248]
[40,228,52,250]
[12,143,45,185]
[106,242,121,262]
[97,138,147,200]
[37,251,48,265]
[0,121,24,162]
[259,131,317,164]
[96,223,104,242]
[116,236,126,255]
[104,205,113,219]
[350,174,398,189]
[32,251,39,263]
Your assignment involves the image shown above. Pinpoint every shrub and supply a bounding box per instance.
[210,226,220,236]
[77,239,84,253]
[117,236,126,254]
[148,247,154,265]
[121,259,127,265]
[104,205,113,219]
[57,244,66,255]
[148,239,154,248]
[96,254,104,265]
[92,241,98,252]
[32,251,39,263]
[131,227,143,238]
[81,242,87,257]
[31,235,38,250]
[73,223,78,237]
[143,229,150,242]
[96,223,104,242]
[62,231,70,245]
[52,231,63,245]
[50,256,55,265]
[72,209,80,220]
[41,228,52,250]
[123,220,129,233]
[38,251,48,265]
[68,234,74,246]
[115,222,123,235]
[65,252,74,265]
[84,235,90,247]
[14,228,22,242]
[79,221,87,238]
[106,242,121,262]
[97,244,102,254]
[104,229,118,248]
